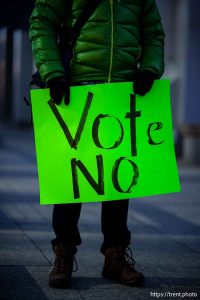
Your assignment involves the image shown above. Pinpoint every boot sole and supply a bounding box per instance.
[102,270,145,287]
[49,279,71,289]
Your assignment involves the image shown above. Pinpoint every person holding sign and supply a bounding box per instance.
[29,0,165,289]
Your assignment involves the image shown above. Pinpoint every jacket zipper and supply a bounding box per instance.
[108,0,114,83]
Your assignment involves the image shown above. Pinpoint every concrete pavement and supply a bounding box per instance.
[0,126,200,300]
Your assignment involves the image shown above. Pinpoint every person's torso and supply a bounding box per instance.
[64,0,143,83]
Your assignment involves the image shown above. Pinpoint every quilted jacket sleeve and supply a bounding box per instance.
[29,0,66,82]
[139,0,165,78]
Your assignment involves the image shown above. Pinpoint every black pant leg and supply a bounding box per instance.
[100,199,131,254]
[51,203,82,247]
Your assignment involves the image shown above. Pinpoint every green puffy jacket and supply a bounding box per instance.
[29,0,165,84]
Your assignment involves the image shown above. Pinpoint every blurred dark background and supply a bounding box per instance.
[0,0,200,163]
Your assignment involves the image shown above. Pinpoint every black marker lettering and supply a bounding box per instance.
[112,157,139,193]
[48,92,93,149]
[147,122,164,145]
[71,155,104,199]
[92,114,124,149]
[125,94,141,156]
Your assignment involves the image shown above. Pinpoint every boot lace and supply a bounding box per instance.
[123,247,136,270]
[55,255,78,273]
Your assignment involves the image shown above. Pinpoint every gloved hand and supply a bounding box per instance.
[134,71,156,96]
[47,76,70,105]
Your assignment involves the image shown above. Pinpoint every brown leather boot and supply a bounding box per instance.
[49,244,77,289]
[102,246,145,287]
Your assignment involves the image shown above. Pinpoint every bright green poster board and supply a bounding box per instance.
[31,80,180,205]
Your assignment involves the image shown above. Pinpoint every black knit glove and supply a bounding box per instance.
[47,77,70,105]
[134,71,156,96]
